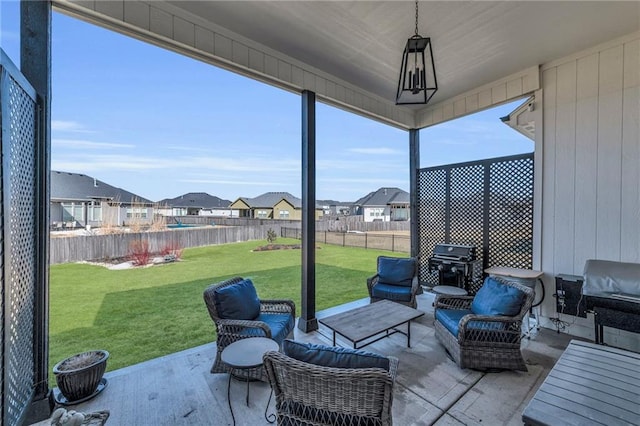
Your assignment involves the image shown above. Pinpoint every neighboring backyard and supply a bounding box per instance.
[49,238,401,381]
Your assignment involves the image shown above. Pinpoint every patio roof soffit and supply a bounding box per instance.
[52,1,637,131]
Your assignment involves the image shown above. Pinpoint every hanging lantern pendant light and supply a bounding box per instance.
[396,1,437,105]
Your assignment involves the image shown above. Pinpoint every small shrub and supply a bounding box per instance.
[160,241,183,260]
[129,240,151,266]
[149,213,166,232]
[266,228,277,244]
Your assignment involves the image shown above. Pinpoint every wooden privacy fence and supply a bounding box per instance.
[282,228,410,253]
[50,224,283,264]
[168,217,301,227]
[167,216,410,233]
[51,219,412,264]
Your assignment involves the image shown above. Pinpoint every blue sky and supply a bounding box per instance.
[1,4,532,203]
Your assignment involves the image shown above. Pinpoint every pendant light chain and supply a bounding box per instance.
[415,0,419,36]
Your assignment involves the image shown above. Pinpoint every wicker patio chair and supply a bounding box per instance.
[367,256,421,309]
[203,276,295,381]
[263,348,399,426]
[434,276,534,371]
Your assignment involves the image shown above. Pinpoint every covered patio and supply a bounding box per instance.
[32,292,575,425]
[3,1,639,424]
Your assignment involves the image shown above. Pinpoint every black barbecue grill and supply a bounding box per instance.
[428,244,482,291]
[583,259,640,344]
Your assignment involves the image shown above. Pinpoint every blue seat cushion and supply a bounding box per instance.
[435,309,471,336]
[239,312,294,344]
[214,278,261,320]
[471,277,525,317]
[261,312,294,343]
[435,309,505,337]
[283,339,390,371]
[371,282,412,302]
[377,257,415,287]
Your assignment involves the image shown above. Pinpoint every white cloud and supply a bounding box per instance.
[179,179,279,186]
[52,152,301,175]
[51,120,92,133]
[53,139,135,149]
[52,158,160,172]
[431,137,476,147]
[348,147,401,155]
[188,156,299,173]
[165,145,214,153]
[320,177,407,185]
[316,158,404,172]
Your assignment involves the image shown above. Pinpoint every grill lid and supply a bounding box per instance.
[430,244,476,261]
[583,259,640,297]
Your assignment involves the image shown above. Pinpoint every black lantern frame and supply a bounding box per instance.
[396,35,438,105]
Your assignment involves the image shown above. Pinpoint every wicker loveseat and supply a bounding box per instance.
[264,340,398,426]
[434,276,534,371]
[367,256,421,308]
[203,276,295,381]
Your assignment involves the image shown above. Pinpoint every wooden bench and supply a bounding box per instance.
[522,340,640,425]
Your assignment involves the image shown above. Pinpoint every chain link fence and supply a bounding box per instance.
[282,227,410,253]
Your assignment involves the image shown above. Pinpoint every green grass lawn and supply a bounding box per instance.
[49,238,405,380]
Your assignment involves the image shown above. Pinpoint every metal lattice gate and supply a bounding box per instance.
[418,153,534,294]
[1,52,40,425]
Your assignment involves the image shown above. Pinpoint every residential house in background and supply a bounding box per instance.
[156,192,235,217]
[352,187,410,222]
[50,171,154,229]
[317,199,352,217]
[230,191,323,220]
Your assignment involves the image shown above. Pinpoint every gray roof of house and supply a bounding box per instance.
[51,171,153,204]
[353,187,409,206]
[239,192,323,209]
[240,192,301,208]
[157,192,231,209]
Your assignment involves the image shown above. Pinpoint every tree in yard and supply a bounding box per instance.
[266,228,277,244]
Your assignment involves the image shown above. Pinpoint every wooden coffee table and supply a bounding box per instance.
[319,300,424,349]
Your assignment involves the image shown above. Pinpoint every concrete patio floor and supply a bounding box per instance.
[33,292,578,425]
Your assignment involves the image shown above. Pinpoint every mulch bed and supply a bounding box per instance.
[253,244,322,251]
[253,244,301,251]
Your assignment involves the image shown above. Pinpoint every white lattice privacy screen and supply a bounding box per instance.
[1,52,40,426]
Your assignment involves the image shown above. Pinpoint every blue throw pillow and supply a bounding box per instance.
[283,339,390,371]
[378,257,415,287]
[214,279,261,320]
[471,277,525,316]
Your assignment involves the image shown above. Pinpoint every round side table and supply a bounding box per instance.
[221,337,278,425]
[431,285,468,296]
